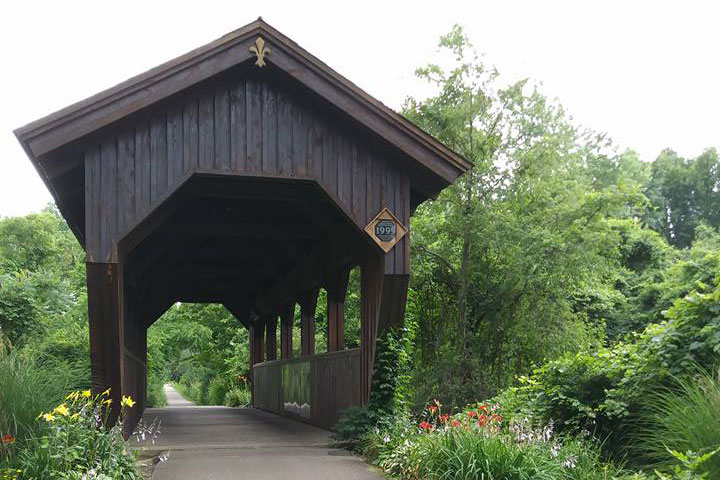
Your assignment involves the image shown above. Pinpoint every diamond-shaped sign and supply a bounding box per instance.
[365,208,408,253]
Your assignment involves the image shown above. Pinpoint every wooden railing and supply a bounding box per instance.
[252,348,361,430]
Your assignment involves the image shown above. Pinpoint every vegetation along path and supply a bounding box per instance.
[139,385,381,480]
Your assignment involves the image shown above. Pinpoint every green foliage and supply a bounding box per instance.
[0,336,86,445]
[634,368,720,477]
[207,376,231,406]
[146,373,166,408]
[359,403,642,480]
[10,391,142,479]
[644,148,720,248]
[224,386,251,407]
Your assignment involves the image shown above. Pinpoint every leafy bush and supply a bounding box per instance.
[207,376,230,405]
[496,283,720,458]
[360,402,642,480]
[224,386,251,407]
[6,390,142,479]
[634,368,720,477]
[146,373,167,408]
[0,336,86,444]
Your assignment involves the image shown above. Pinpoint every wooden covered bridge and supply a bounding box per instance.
[14,19,468,430]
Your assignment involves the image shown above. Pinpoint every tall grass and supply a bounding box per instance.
[633,367,720,478]
[0,336,87,443]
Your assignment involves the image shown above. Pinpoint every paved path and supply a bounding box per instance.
[138,384,381,480]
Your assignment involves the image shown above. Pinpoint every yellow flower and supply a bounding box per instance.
[103,399,113,406]
[66,391,80,402]
[53,404,69,417]
[41,413,56,422]
[101,388,111,397]
[82,390,92,398]
[121,396,136,408]
[70,413,80,421]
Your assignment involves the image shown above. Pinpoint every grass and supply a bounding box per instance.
[633,366,720,478]
[0,337,87,443]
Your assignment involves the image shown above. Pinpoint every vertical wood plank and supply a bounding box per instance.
[338,136,352,211]
[309,115,323,179]
[214,85,230,170]
[182,99,199,174]
[292,102,307,177]
[149,116,167,204]
[117,131,135,234]
[134,122,151,216]
[265,316,278,361]
[100,139,118,262]
[299,288,319,356]
[167,108,183,189]
[230,79,247,172]
[85,146,101,262]
[246,80,262,173]
[199,91,214,168]
[280,302,294,359]
[278,92,292,176]
[262,84,277,173]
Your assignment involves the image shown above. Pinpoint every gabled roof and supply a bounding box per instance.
[16,18,469,174]
[14,19,470,244]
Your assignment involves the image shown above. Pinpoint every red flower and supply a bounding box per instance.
[477,414,489,427]
[1,434,14,445]
[428,405,438,414]
[451,419,461,427]
[491,414,503,422]
[479,403,489,412]
[439,413,449,424]
[467,411,478,418]
[419,421,433,431]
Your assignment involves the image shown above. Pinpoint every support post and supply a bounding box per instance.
[279,302,294,359]
[326,267,350,352]
[87,262,123,423]
[250,320,265,366]
[298,288,319,356]
[359,254,410,404]
[265,315,277,361]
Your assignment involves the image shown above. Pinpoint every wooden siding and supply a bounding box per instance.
[84,74,410,275]
[253,348,361,430]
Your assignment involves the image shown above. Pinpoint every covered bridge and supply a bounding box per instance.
[14,18,469,430]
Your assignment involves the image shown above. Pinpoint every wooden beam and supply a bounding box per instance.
[298,288,319,356]
[279,302,294,359]
[265,315,278,361]
[326,267,350,352]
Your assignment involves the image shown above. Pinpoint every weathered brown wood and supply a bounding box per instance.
[15,20,470,434]
[326,267,350,352]
[299,288,319,356]
[265,315,278,361]
[87,262,123,422]
[279,302,294,359]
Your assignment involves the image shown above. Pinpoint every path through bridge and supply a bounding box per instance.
[141,384,381,479]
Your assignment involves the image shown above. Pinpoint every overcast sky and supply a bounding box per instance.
[1,0,717,217]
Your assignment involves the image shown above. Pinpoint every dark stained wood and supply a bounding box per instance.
[265,315,278,361]
[326,267,350,352]
[299,288,319,356]
[87,262,123,423]
[15,19,469,434]
[279,302,294,359]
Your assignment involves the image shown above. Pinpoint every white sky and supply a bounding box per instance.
[1,0,717,217]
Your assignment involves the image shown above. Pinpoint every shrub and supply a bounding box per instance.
[146,373,167,408]
[2,390,142,479]
[207,376,230,405]
[0,336,86,445]
[224,386,251,407]
[633,367,720,478]
[360,402,642,480]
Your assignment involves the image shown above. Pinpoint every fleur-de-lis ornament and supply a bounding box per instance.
[249,37,270,67]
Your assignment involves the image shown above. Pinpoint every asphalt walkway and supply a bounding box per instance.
[138,384,381,479]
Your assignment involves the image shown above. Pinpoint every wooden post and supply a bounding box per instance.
[265,315,277,361]
[279,302,294,359]
[87,262,123,423]
[327,268,350,352]
[299,288,319,356]
[360,254,383,404]
[250,320,265,366]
